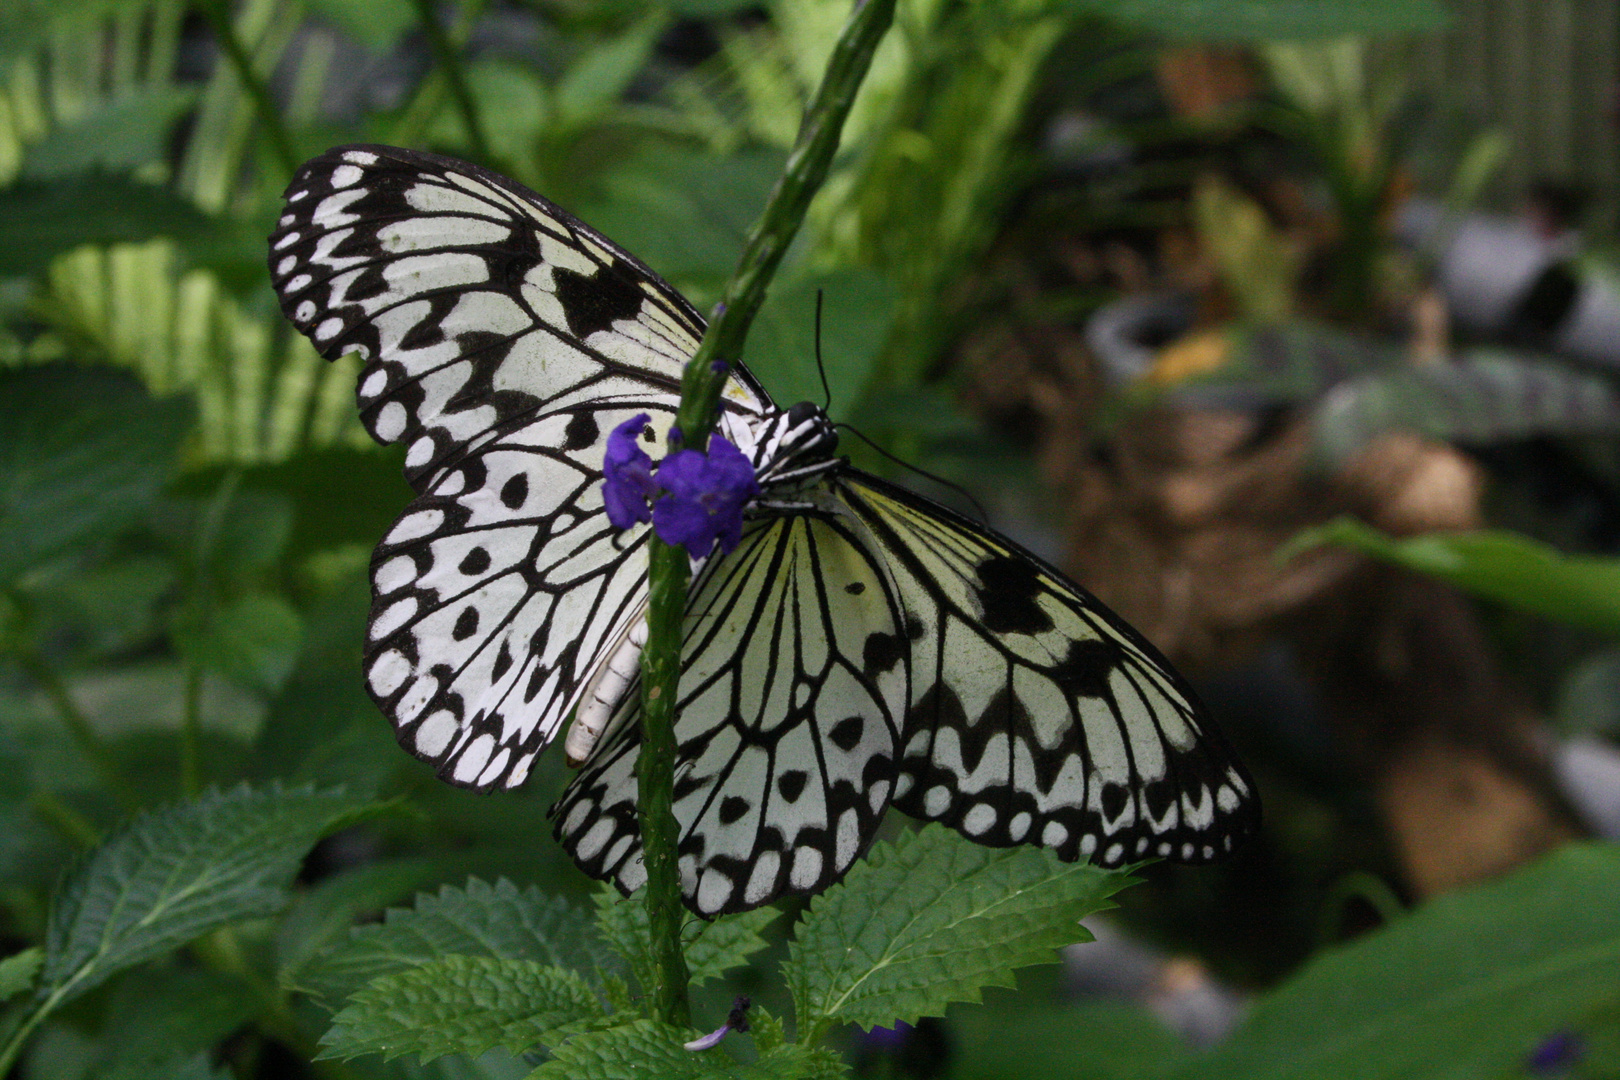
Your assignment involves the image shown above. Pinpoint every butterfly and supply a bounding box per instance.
[269,145,1259,916]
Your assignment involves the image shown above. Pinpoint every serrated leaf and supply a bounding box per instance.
[1168,843,1620,1080]
[0,949,41,1005]
[0,175,214,275]
[1284,517,1620,638]
[593,887,778,994]
[687,906,782,987]
[0,365,193,583]
[525,1018,823,1080]
[302,878,613,1006]
[1311,352,1620,463]
[320,956,604,1062]
[1073,0,1448,40]
[276,855,500,987]
[786,824,1130,1032]
[40,784,380,1006]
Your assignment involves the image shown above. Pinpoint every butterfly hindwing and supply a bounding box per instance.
[551,511,906,916]
[835,474,1259,867]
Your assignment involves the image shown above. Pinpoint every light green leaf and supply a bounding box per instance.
[40,784,381,1007]
[555,12,670,127]
[746,269,897,424]
[0,365,193,584]
[320,957,603,1062]
[301,0,416,49]
[1310,352,1620,463]
[1283,517,1620,638]
[786,824,1130,1033]
[0,950,41,1006]
[20,86,199,179]
[1170,843,1620,1080]
[1074,0,1449,41]
[525,1018,824,1080]
[0,176,213,276]
[302,878,612,1006]
[953,999,1189,1080]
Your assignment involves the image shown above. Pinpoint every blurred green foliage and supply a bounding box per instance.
[0,0,1616,1077]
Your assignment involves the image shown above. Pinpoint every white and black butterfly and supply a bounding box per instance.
[269,145,1258,916]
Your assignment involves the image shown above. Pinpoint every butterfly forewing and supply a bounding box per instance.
[269,145,770,790]
[551,512,905,916]
[835,474,1259,866]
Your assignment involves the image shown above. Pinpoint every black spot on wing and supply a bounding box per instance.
[1100,782,1129,823]
[553,259,645,339]
[777,770,808,803]
[564,411,600,451]
[829,716,864,753]
[492,641,513,681]
[459,546,491,575]
[719,796,751,825]
[452,607,479,641]
[975,555,1054,635]
[862,630,904,675]
[1050,638,1117,698]
[845,581,866,595]
[500,473,528,509]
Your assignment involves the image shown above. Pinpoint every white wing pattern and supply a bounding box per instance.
[271,144,1259,918]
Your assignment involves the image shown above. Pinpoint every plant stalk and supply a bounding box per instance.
[410,0,491,160]
[633,0,896,1031]
[197,0,298,175]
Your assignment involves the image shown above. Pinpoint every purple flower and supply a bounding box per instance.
[602,413,658,529]
[684,996,751,1052]
[1527,1031,1584,1075]
[651,435,758,558]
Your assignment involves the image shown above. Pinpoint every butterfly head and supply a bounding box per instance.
[749,401,840,493]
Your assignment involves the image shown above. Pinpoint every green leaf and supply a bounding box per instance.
[277,856,500,988]
[0,0,130,63]
[686,906,782,987]
[192,591,305,694]
[525,1018,825,1080]
[0,175,214,276]
[0,364,193,583]
[555,12,670,128]
[93,966,256,1080]
[320,957,604,1062]
[1283,517,1620,638]
[0,950,41,1006]
[301,0,416,49]
[593,888,778,994]
[1170,843,1620,1080]
[302,878,613,1006]
[1074,0,1449,40]
[20,86,199,179]
[592,889,655,1001]
[39,784,381,1007]
[1310,352,1620,463]
[953,999,1190,1080]
[786,824,1130,1033]
[746,269,897,424]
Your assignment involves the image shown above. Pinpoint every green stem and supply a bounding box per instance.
[672,0,899,454]
[29,790,100,849]
[197,0,298,175]
[633,0,896,1031]
[181,468,242,797]
[410,0,490,160]
[16,648,138,808]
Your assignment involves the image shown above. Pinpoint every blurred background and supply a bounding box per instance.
[3,0,1620,1077]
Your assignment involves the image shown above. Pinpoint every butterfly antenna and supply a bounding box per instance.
[834,423,990,525]
[814,289,832,412]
